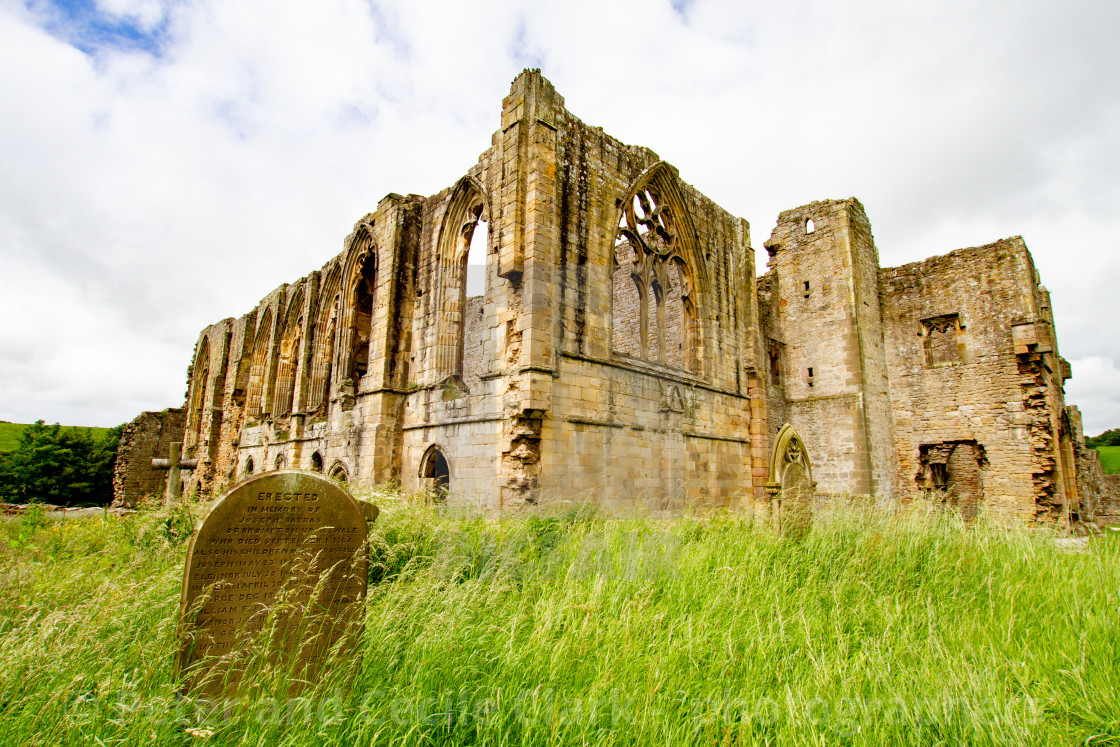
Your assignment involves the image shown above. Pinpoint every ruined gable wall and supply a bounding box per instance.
[879,239,1042,523]
[111,407,185,508]
[527,87,766,510]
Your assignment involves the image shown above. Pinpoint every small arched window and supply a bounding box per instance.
[244,457,254,476]
[328,461,349,483]
[420,445,450,501]
[310,451,324,472]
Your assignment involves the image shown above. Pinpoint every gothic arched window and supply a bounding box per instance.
[611,175,700,374]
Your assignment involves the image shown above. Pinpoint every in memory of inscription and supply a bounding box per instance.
[177,471,374,697]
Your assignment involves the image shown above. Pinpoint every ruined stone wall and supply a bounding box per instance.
[399,163,510,505]
[167,69,1100,525]
[879,238,1062,524]
[1100,475,1120,525]
[1067,405,1119,526]
[111,408,185,508]
[518,76,766,509]
[759,199,894,498]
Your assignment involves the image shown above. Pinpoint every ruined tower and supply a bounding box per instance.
[759,199,896,499]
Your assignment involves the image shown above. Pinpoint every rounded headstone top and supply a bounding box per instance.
[178,470,370,696]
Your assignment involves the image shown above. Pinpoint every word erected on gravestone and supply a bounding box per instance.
[178,471,374,697]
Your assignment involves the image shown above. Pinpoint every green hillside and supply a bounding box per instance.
[1097,446,1120,474]
[0,421,115,453]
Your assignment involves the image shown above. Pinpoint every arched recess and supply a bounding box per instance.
[185,336,211,451]
[419,444,451,499]
[433,176,489,382]
[328,460,349,483]
[245,307,274,420]
[272,288,305,418]
[766,424,815,534]
[611,163,705,375]
[308,263,342,414]
[340,224,377,386]
[310,451,324,472]
[243,456,254,476]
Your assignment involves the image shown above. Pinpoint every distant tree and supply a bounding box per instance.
[1086,428,1120,449]
[0,421,123,506]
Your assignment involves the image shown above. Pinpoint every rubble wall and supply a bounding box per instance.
[879,239,1065,524]
[111,408,185,508]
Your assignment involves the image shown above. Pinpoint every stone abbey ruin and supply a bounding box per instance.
[115,70,1118,527]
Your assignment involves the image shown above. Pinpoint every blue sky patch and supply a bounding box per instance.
[31,0,168,57]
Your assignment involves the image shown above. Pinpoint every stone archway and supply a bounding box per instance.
[419,445,450,501]
[328,461,349,483]
[766,424,816,535]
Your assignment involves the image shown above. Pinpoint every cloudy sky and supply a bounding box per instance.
[1,0,1117,433]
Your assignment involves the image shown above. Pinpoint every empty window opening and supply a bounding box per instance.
[420,446,450,502]
[349,252,376,382]
[351,343,369,380]
[768,340,784,388]
[803,280,811,299]
[805,218,815,234]
[274,453,285,470]
[435,185,486,381]
[244,457,254,476]
[465,217,488,298]
[807,367,814,387]
[310,451,323,472]
[922,314,963,366]
[918,441,987,522]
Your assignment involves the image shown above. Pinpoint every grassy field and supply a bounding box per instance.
[0,421,115,453]
[1097,446,1120,474]
[1,494,1118,746]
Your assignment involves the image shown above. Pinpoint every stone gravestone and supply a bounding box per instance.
[178,471,373,697]
[780,460,813,536]
[765,424,816,536]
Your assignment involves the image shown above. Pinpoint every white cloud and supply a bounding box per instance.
[1066,357,1120,437]
[0,0,1116,429]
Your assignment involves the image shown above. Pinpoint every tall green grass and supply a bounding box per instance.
[1,497,1117,745]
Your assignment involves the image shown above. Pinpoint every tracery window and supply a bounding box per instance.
[612,184,698,373]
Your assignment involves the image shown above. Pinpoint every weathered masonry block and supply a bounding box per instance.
[111,408,185,508]
[116,70,1111,529]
